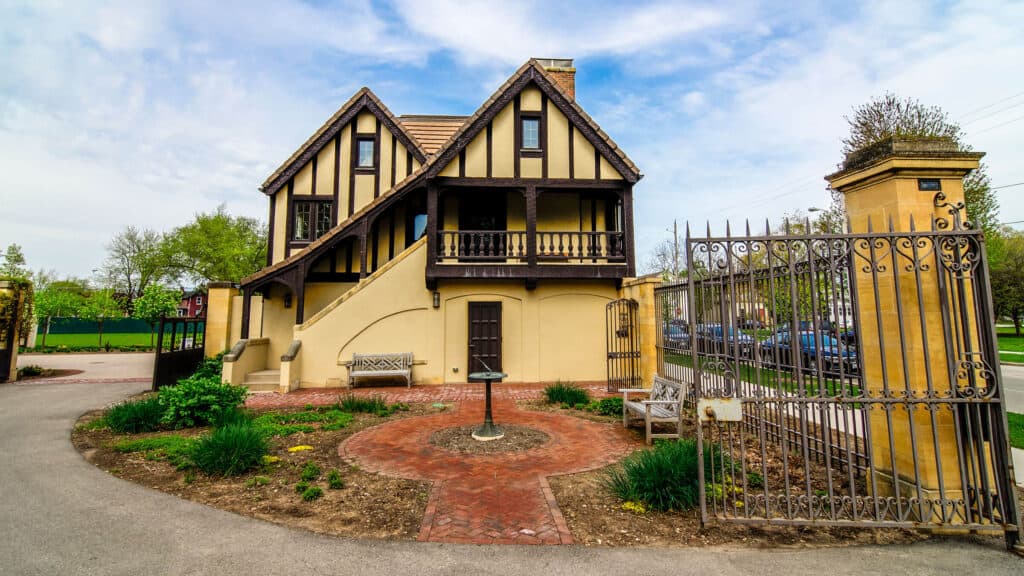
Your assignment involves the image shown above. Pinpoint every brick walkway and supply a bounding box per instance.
[320,385,638,545]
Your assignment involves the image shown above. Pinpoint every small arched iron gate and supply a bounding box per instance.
[606,298,641,392]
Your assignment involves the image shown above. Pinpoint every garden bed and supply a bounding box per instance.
[72,402,433,540]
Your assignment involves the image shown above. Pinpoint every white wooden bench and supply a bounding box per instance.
[347,353,413,388]
[622,375,682,444]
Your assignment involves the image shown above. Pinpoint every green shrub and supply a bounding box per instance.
[192,353,225,380]
[17,364,44,377]
[158,374,248,429]
[327,469,345,489]
[300,461,321,481]
[191,424,267,476]
[114,435,197,469]
[337,394,393,415]
[212,407,252,428]
[295,480,309,494]
[543,381,590,407]
[245,475,271,488]
[586,397,623,417]
[250,408,352,436]
[106,397,165,434]
[301,486,324,502]
[603,439,720,512]
[746,471,765,490]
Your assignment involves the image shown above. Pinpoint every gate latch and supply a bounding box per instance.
[697,398,742,423]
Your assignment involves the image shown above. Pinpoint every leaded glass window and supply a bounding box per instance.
[294,202,311,240]
[357,139,375,168]
[316,203,333,238]
[522,118,540,149]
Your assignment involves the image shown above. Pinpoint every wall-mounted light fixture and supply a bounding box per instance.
[283,292,293,309]
[433,291,441,308]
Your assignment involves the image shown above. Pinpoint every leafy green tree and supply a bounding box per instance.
[78,289,123,347]
[161,205,267,284]
[991,230,1024,336]
[1,244,29,279]
[133,284,181,345]
[34,282,86,347]
[841,93,966,155]
[99,226,167,313]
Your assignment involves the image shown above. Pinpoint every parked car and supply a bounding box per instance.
[697,323,757,358]
[759,331,858,374]
[663,323,689,350]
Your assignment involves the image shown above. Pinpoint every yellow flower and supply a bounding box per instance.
[287,445,314,453]
[621,501,647,514]
[262,455,281,464]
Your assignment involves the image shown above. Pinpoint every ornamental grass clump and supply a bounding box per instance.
[543,381,590,407]
[158,374,248,429]
[603,439,719,512]
[191,423,267,476]
[105,397,165,434]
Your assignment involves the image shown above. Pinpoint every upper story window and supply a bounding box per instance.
[293,200,333,242]
[521,117,540,149]
[357,138,375,168]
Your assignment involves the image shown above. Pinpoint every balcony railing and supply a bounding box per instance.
[436,230,626,263]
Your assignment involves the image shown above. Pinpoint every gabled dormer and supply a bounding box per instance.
[262,89,428,265]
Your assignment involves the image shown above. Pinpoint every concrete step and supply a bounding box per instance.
[244,370,280,392]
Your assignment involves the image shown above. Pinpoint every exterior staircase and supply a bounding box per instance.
[243,369,280,393]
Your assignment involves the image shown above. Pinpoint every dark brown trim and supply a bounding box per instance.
[622,184,635,277]
[287,195,333,247]
[568,124,575,180]
[541,93,548,179]
[371,221,379,271]
[425,183,439,287]
[513,94,521,178]
[435,177,623,189]
[240,288,251,338]
[348,121,356,217]
[374,119,382,198]
[458,149,466,178]
[594,148,601,180]
[310,153,317,196]
[295,262,306,324]
[330,244,337,273]
[423,66,640,183]
[388,214,395,260]
[525,184,537,275]
[267,195,276,267]
[486,122,493,178]
[261,93,427,196]
[406,150,413,178]
[358,219,369,279]
[428,263,628,282]
[332,135,340,225]
[285,179,295,244]
[390,133,397,188]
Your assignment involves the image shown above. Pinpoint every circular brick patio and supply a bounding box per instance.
[340,396,638,545]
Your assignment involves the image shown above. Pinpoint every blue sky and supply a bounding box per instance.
[2,0,1023,279]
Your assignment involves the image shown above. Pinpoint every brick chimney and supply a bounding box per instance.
[536,58,575,101]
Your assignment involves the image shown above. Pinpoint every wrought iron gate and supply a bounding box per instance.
[655,213,1019,548]
[606,298,641,392]
[152,316,206,389]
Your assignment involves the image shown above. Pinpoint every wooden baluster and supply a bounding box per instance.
[499,233,506,257]
[558,233,564,259]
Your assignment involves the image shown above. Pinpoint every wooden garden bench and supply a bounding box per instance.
[622,375,682,444]
[347,353,413,388]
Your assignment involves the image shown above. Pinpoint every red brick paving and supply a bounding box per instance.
[336,391,639,545]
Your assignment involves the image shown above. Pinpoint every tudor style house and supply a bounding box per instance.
[223,59,643,390]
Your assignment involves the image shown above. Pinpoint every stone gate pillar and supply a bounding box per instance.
[826,137,986,513]
[0,281,24,383]
[204,282,241,358]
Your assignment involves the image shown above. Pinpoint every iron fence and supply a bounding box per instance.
[655,209,1018,547]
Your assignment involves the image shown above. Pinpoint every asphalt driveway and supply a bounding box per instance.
[0,379,1019,575]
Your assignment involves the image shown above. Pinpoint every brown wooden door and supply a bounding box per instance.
[468,302,502,379]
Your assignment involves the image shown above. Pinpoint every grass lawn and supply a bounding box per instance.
[36,332,155,348]
[1008,412,1024,450]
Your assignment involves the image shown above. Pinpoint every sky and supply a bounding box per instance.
[1,0,1023,280]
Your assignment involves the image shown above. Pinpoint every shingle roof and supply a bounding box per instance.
[398,116,469,155]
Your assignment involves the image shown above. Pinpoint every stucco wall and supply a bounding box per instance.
[292,240,618,387]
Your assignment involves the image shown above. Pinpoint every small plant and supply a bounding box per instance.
[327,469,345,489]
[746,471,765,490]
[304,403,315,411]
[17,364,44,377]
[586,397,623,417]
[295,480,309,494]
[245,475,271,488]
[114,435,196,469]
[301,486,324,502]
[337,394,393,415]
[300,461,321,481]
[191,424,267,476]
[105,397,165,434]
[191,353,225,380]
[603,439,721,512]
[158,374,248,429]
[183,470,196,485]
[544,381,590,407]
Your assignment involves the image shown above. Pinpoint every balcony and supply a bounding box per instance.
[436,230,626,262]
